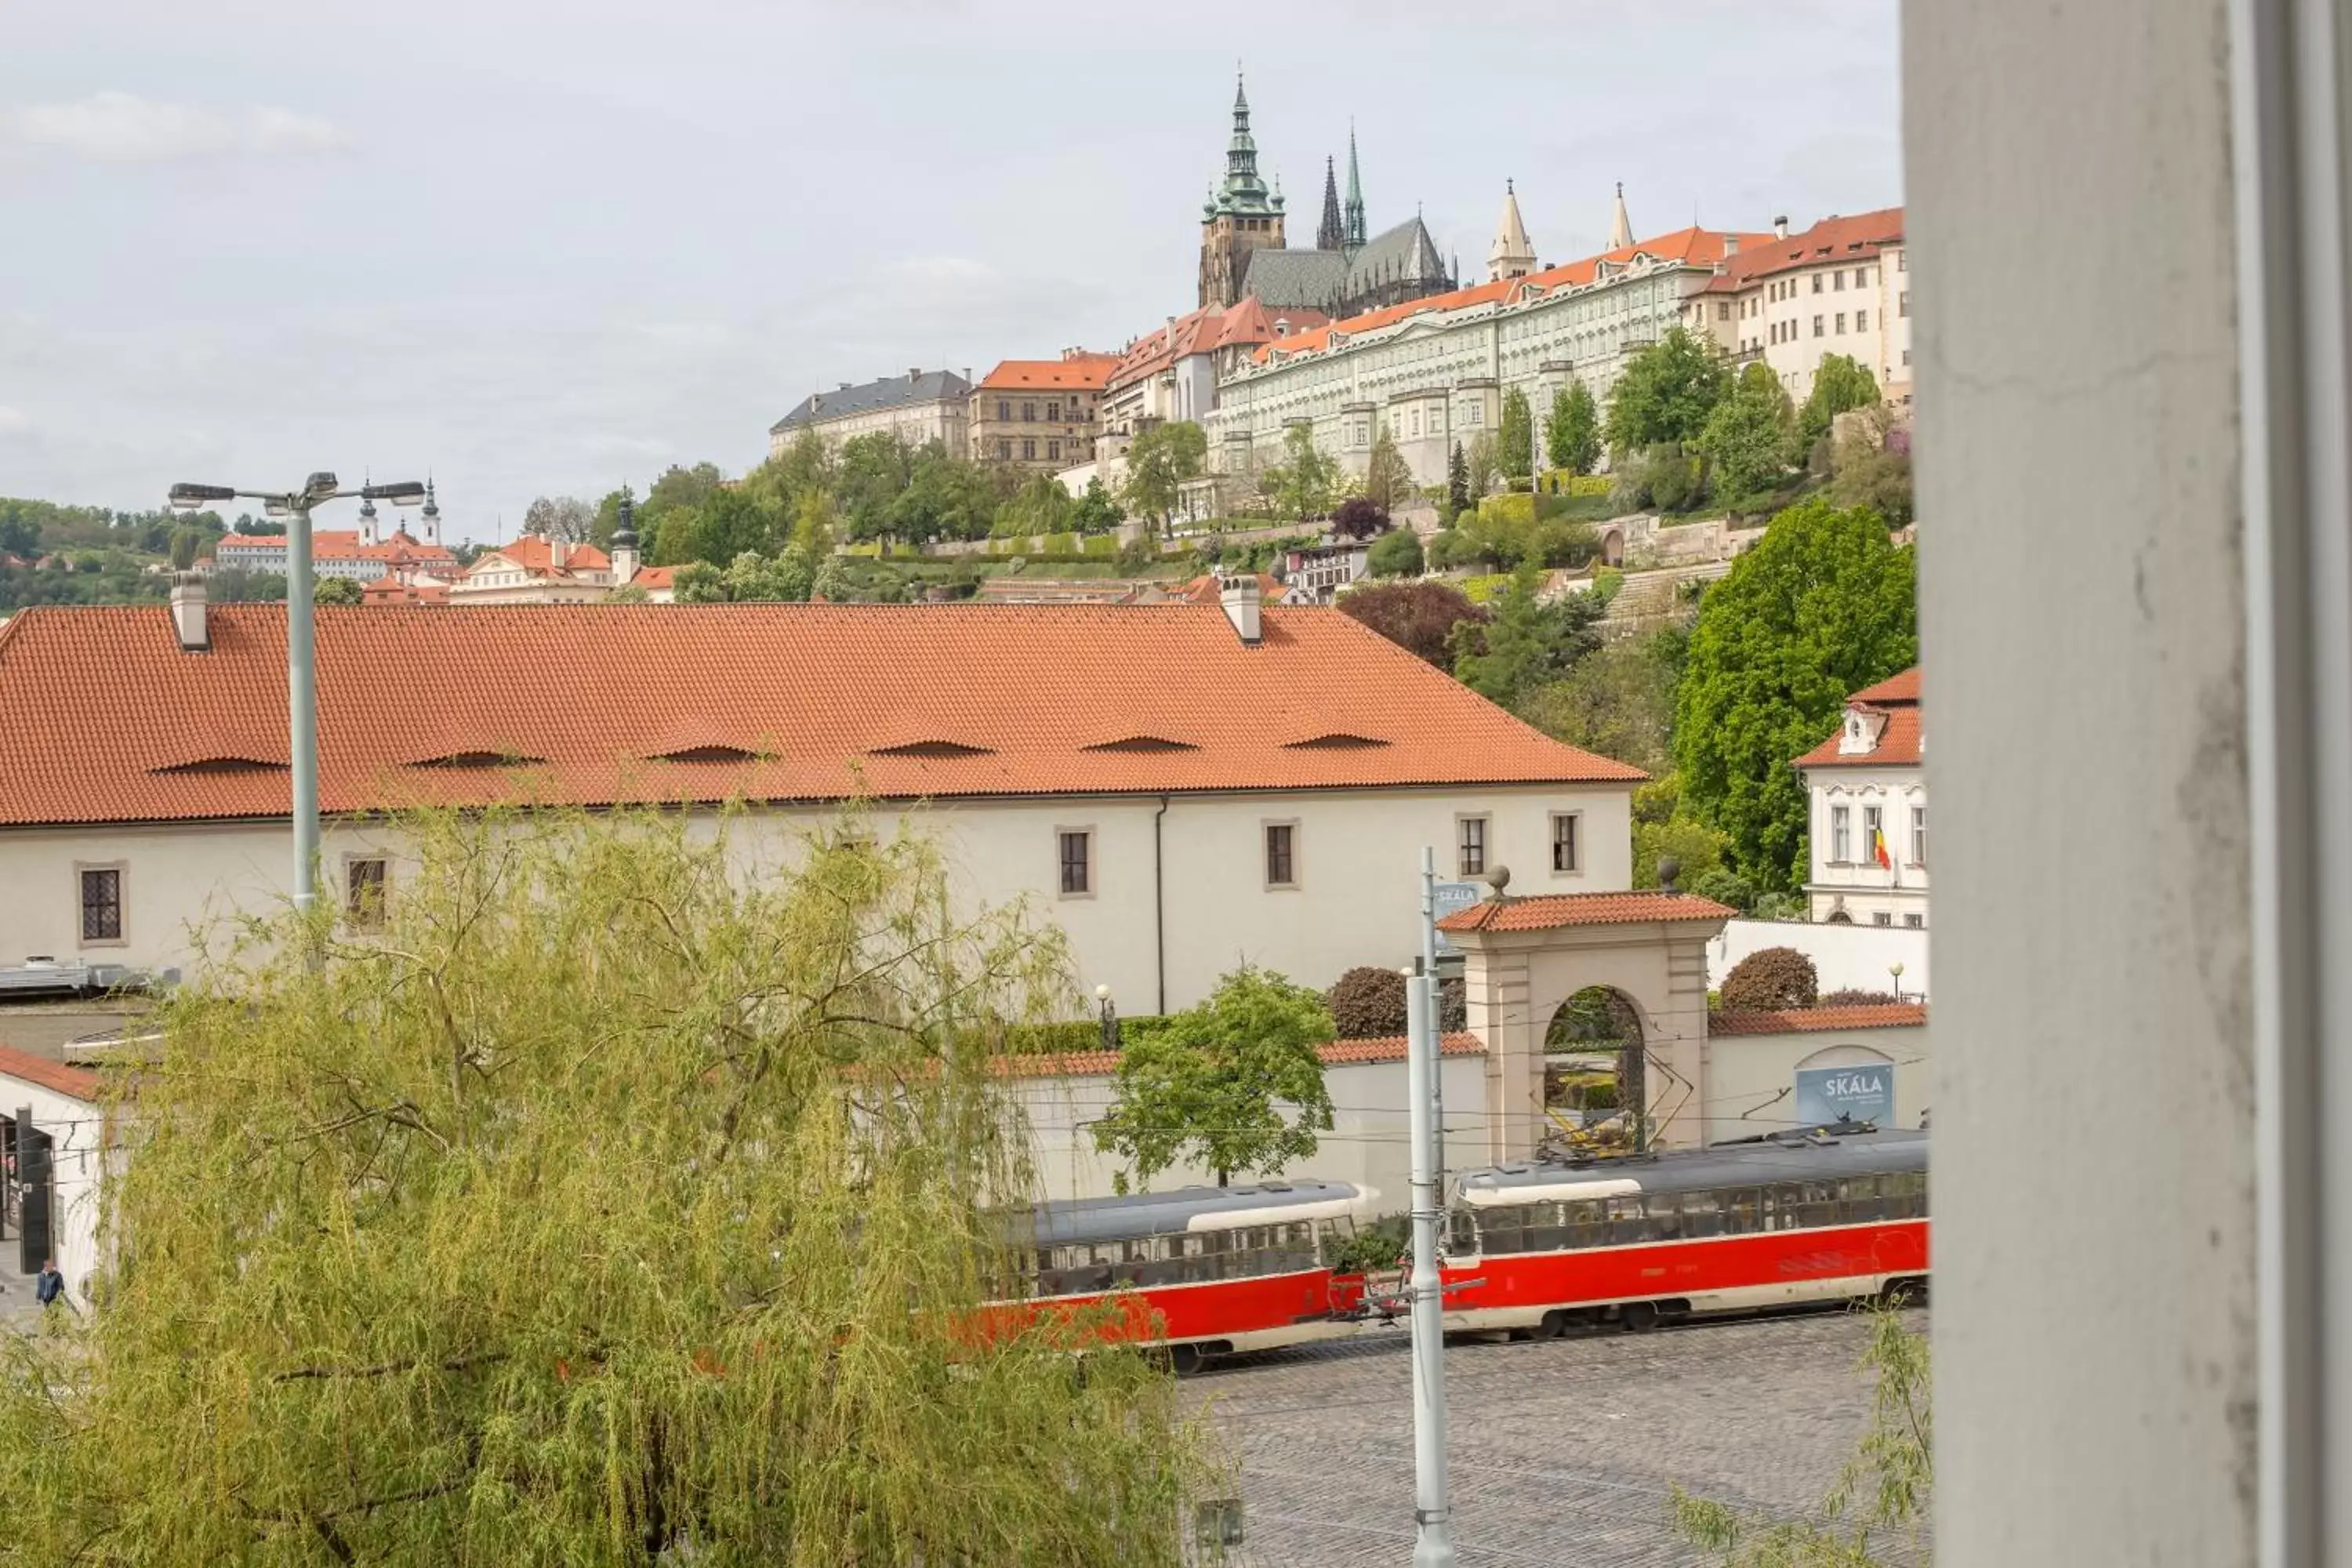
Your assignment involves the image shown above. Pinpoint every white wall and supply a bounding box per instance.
[0,1070,109,1311]
[1016,1051,1490,1212]
[0,782,1632,1018]
[1708,917,1929,1000]
[1700,1022,1929,1148]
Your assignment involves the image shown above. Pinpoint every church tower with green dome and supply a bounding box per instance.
[1198,71,1288,309]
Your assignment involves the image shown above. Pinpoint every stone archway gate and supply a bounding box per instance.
[1437,891,1736,1160]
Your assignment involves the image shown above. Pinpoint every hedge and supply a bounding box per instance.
[958,1015,1173,1057]
[1458,572,1512,604]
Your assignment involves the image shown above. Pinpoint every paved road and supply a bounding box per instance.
[1195,1305,1921,1567]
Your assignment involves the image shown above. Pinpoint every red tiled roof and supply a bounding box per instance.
[1708,1003,1926,1036]
[1514,225,1780,297]
[975,354,1121,393]
[1793,666,1925,768]
[986,1030,1484,1080]
[0,602,1646,827]
[1716,209,1906,287]
[632,566,676,590]
[1173,572,1281,604]
[218,530,361,553]
[1112,299,1332,390]
[1437,891,1735,934]
[361,580,450,605]
[472,539,612,579]
[0,1044,105,1102]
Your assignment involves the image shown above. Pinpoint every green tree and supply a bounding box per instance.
[1074,476,1125,533]
[835,432,919,543]
[1548,381,1602,474]
[1499,387,1534,482]
[1800,353,1883,449]
[522,495,596,543]
[1519,632,1682,775]
[1453,563,1606,712]
[1120,421,1208,534]
[1829,407,1915,526]
[1262,423,1339,522]
[166,527,205,571]
[1366,528,1424,578]
[1465,431,1501,503]
[890,444,996,545]
[1697,362,1799,500]
[313,575,365,605]
[1674,1310,1930,1566]
[1363,431,1414,514]
[1446,441,1472,517]
[652,485,780,568]
[0,810,1212,1562]
[1338,579,1486,666]
[1092,964,1336,1189]
[1605,325,1731,453]
[1675,499,1918,890]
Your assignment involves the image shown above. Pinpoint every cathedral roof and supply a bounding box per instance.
[1345,217,1450,296]
[1232,247,1348,310]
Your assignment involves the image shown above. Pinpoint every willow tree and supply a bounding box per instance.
[0,809,1217,1565]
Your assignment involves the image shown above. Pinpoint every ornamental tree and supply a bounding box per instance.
[1092,964,1336,1189]
[0,810,1216,1563]
[1330,495,1389,539]
[1446,441,1472,517]
[1337,579,1486,666]
[1674,499,1917,891]
[1499,387,1535,481]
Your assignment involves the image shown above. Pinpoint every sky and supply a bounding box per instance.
[0,2,1900,542]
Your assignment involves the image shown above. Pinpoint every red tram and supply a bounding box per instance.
[999,1179,1377,1374]
[1434,1125,1929,1334]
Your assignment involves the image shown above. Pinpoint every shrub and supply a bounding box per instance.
[1478,492,1537,528]
[1327,965,1409,1039]
[1330,495,1389,540]
[1083,533,1116,557]
[1113,535,1158,575]
[1366,529,1424,578]
[1329,1214,1410,1275]
[1819,988,1900,1007]
[1438,976,1466,1032]
[1718,946,1820,1011]
[1425,529,1476,571]
[1459,572,1511,604]
[1687,866,1756,913]
[1592,566,1625,606]
[1566,474,1613,498]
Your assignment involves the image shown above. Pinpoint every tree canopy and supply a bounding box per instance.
[1362,432,1414,514]
[1604,326,1731,453]
[1697,361,1799,501]
[1546,382,1602,475]
[1336,579,1486,666]
[1800,354,1883,449]
[1674,499,1918,890]
[1453,563,1606,711]
[1121,422,1207,533]
[1261,425,1339,521]
[0,810,1216,1563]
[1092,965,1336,1189]
[1446,441,1472,517]
[1498,387,1535,481]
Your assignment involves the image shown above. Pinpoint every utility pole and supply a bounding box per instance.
[1418,846,1444,1193]
[1404,966,1456,1566]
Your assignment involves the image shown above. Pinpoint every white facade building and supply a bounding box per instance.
[1698,209,1911,406]
[1797,666,1926,927]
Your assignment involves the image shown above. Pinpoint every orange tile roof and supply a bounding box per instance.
[360,579,450,605]
[1436,891,1734,934]
[1112,299,1333,390]
[474,538,612,579]
[0,1044,105,1102]
[1717,209,1905,287]
[1792,666,1924,769]
[975,354,1122,393]
[1172,572,1282,604]
[0,602,1646,828]
[986,1030,1484,1080]
[1708,1002,1926,1036]
[631,565,675,590]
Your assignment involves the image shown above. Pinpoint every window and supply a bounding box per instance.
[1550,811,1581,873]
[1046,401,1061,423]
[1875,911,1895,927]
[1864,804,1884,862]
[345,856,387,931]
[996,399,1010,421]
[1903,347,1913,366]
[1897,252,1907,273]
[1716,300,1730,320]
[1905,913,1925,929]
[1021,438,1036,460]
[995,439,1011,460]
[1857,309,1871,332]
[1022,401,1036,423]
[1813,314,1826,338]
[78,865,123,944]
[1835,270,1847,292]
[1836,312,1848,334]
[1457,815,1488,877]
[1467,403,1482,426]
[1813,274,1824,294]
[1900,290,1911,318]
[1047,439,1062,461]
[1056,829,1092,896]
[1911,804,1929,866]
[1264,822,1298,888]
[1830,804,1853,863]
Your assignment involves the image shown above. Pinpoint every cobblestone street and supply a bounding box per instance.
[1196,1306,1922,1567]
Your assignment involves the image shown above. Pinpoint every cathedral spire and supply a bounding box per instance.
[1343,122,1367,248]
[1209,65,1275,216]
[1608,180,1633,251]
[1487,177,1536,281]
[1316,154,1345,251]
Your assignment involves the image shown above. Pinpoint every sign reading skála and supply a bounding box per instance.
[1430,881,1483,956]
[1794,1062,1895,1127]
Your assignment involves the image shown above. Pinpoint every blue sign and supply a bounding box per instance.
[1429,880,1483,955]
[1795,1062,1895,1127]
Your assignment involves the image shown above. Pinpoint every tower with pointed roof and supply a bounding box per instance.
[418,477,441,546]
[1488,178,1536,281]
[1608,180,1634,252]
[1316,155,1345,252]
[609,488,638,588]
[1343,125,1367,249]
[357,491,380,548]
[1198,71,1288,309]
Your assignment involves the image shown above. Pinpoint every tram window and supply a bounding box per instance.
[1798,1181,1842,1227]
[1606,1195,1647,1244]
[1565,1200,1607,1249]
[1723,1188,1762,1235]
[1680,1189,1724,1238]
[1480,1207,1529,1255]
[1844,1175,1886,1222]
[1766,1184,1804,1230]
[1450,1209,1479,1254]
[1646,1192,1684,1241]
[1527,1200,1571,1252]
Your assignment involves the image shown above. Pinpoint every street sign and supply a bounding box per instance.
[1794,1062,1895,1127]
[1429,880,1482,955]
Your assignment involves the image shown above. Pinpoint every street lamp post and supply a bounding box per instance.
[169,474,425,916]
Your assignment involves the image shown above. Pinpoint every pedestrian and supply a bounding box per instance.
[34,1257,63,1312]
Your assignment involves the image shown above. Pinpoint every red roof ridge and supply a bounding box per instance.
[1708,1002,1926,1036]
[1437,890,1733,934]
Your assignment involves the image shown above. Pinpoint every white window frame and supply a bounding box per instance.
[74,860,126,949]
[1262,819,1301,891]
[1055,826,1095,900]
[1829,803,1853,865]
[1456,814,1490,879]
[1548,811,1583,877]
[1911,804,1929,867]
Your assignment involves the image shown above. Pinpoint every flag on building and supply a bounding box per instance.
[1873,826,1893,870]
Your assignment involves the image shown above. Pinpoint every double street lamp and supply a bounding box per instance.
[169,473,426,917]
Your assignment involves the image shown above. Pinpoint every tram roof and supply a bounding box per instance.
[1454,1126,1928,1208]
[1011,1179,1372,1247]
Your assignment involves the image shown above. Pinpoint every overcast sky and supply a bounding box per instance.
[0,2,1900,541]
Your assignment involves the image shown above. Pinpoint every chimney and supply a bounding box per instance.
[1218,572,1262,644]
[838,382,853,391]
[1723,234,1740,255]
[550,535,568,572]
[909,367,921,382]
[1774,215,1790,239]
[169,572,208,652]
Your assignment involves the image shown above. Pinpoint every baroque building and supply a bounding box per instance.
[1196,77,1454,320]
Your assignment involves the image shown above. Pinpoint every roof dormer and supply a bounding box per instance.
[1838,705,1889,757]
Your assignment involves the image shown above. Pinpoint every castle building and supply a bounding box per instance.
[1196,78,1454,320]
[968,350,1123,471]
[768,368,973,461]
